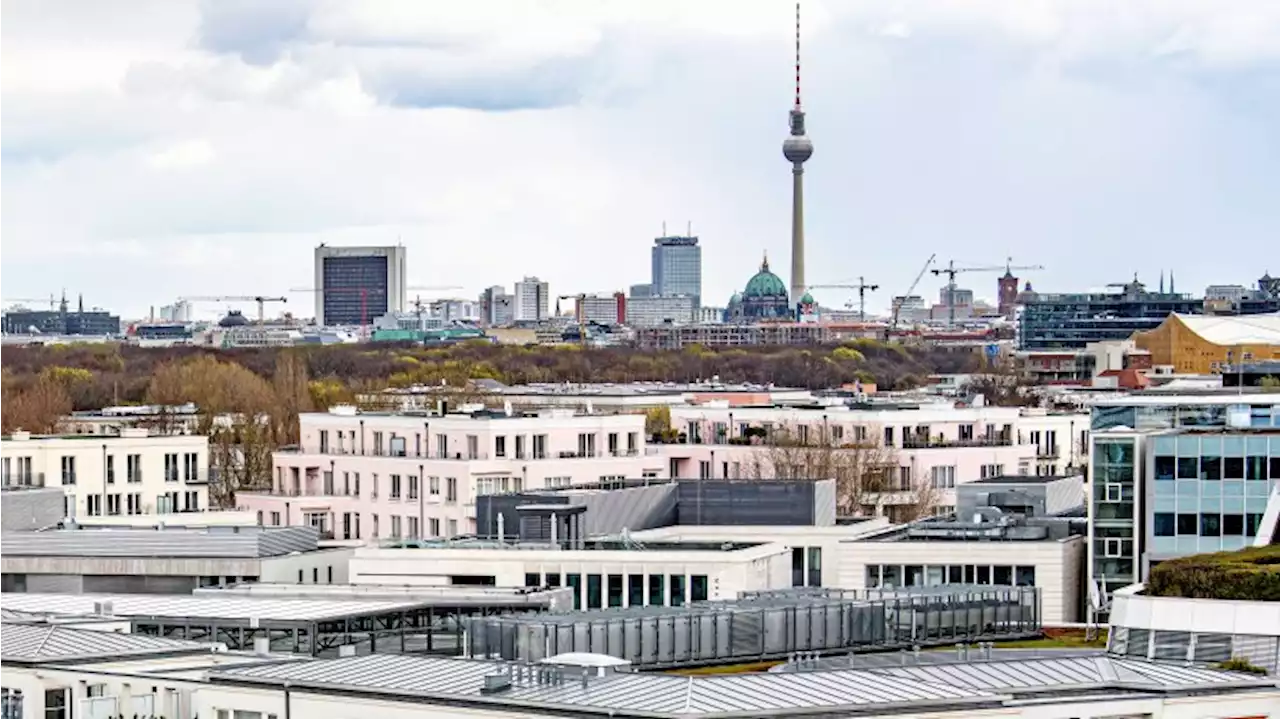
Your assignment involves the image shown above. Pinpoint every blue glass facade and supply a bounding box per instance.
[1148,434,1279,558]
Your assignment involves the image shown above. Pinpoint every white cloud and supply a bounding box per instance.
[146,139,216,170]
[2,0,1277,317]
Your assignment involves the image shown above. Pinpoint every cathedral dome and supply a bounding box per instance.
[743,255,788,299]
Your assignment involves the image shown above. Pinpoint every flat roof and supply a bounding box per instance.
[967,475,1077,485]
[382,538,766,553]
[1,622,220,664]
[195,583,569,607]
[0,592,428,623]
[207,652,1274,718]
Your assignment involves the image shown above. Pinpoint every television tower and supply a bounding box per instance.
[782,1,814,303]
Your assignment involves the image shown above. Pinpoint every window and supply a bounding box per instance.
[319,430,329,453]
[792,547,806,587]
[515,435,527,459]
[391,515,402,538]
[1153,513,1175,537]
[691,575,709,602]
[628,574,644,606]
[670,574,686,606]
[61,455,78,485]
[607,574,623,607]
[807,547,823,587]
[1200,513,1221,537]
[86,495,101,516]
[1223,514,1245,536]
[930,465,955,489]
[525,572,541,588]
[533,434,547,459]
[495,435,507,458]
[1154,454,1175,480]
[408,516,420,539]
[106,494,121,516]
[408,475,420,500]
[447,519,457,536]
[390,475,402,499]
[567,574,583,610]
[429,518,440,537]
[1176,513,1197,535]
[1015,566,1036,587]
[648,574,665,606]
[164,452,179,482]
[587,574,603,609]
[993,565,1012,585]
[127,454,142,483]
[446,477,457,502]
[627,432,638,454]
[105,455,115,484]
[429,476,440,496]
[373,431,384,455]
[373,514,380,538]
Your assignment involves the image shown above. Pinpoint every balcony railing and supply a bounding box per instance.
[1036,446,1061,459]
[901,436,1014,450]
[274,447,641,461]
[2,472,45,488]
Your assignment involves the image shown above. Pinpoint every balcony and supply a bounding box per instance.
[1036,446,1061,459]
[1,472,45,488]
[901,436,1014,450]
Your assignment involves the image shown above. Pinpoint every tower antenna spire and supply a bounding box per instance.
[794,1,802,109]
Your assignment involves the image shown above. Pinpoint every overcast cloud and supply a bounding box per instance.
[3,0,1278,318]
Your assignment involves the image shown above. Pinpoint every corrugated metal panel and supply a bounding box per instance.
[1,622,215,663]
[576,483,676,535]
[1,525,317,558]
[0,488,64,531]
[812,479,836,526]
[0,592,426,621]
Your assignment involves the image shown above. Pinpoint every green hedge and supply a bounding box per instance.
[1146,545,1280,601]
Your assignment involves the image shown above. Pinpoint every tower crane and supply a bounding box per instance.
[932,258,1044,327]
[2,296,57,310]
[289,285,460,335]
[885,254,936,340]
[806,277,880,321]
[179,295,287,325]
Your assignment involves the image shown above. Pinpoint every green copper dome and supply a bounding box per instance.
[744,254,788,299]
[799,291,815,305]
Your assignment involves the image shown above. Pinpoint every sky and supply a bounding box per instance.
[3,0,1279,320]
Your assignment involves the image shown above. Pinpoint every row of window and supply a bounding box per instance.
[69,491,201,517]
[1151,512,1267,538]
[525,571,711,610]
[1,454,153,486]
[864,564,1037,589]
[316,429,642,460]
[1154,454,1280,481]
[264,510,461,541]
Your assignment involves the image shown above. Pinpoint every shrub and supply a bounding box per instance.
[1215,657,1268,675]
[1146,545,1280,601]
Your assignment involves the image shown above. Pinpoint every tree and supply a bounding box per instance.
[644,406,672,439]
[147,355,280,508]
[1,374,72,434]
[746,424,901,517]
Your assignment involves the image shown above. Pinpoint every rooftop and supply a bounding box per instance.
[206,651,1275,718]
[967,474,1079,485]
[1171,312,1280,346]
[1,524,319,559]
[1,622,221,664]
[0,592,430,623]
[380,537,766,553]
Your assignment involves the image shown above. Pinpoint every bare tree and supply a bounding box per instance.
[746,424,900,517]
[1,374,72,434]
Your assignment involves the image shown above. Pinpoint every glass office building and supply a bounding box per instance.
[1088,393,1280,602]
[651,236,702,307]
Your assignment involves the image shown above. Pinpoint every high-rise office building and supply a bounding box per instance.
[313,245,406,326]
[480,286,514,327]
[513,277,550,322]
[650,236,702,307]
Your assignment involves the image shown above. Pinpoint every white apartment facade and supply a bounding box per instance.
[0,429,210,518]
[347,542,792,607]
[239,407,666,542]
[513,276,549,321]
[659,403,1089,516]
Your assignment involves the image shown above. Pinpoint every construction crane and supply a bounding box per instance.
[179,295,287,325]
[807,278,880,321]
[2,296,57,310]
[884,254,935,340]
[932,258,1044,327]
[290,285,461,335]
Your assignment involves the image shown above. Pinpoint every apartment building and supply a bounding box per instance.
[658,402,1088,517]
[0,429,210,518]
[238,406,666,542]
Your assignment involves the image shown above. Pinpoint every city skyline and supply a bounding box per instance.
[3,1,1278,318]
